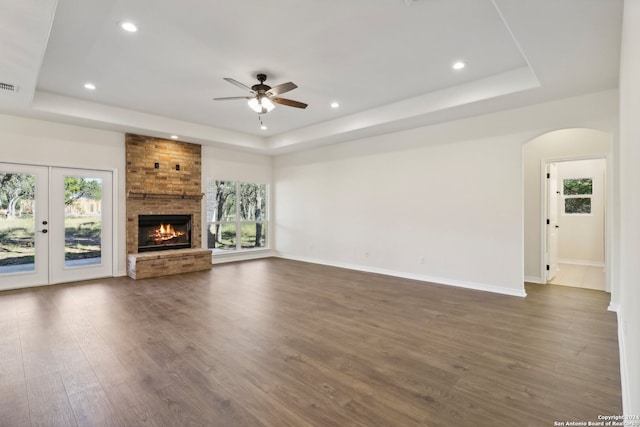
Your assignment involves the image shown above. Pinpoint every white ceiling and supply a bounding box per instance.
[0,0,623,154]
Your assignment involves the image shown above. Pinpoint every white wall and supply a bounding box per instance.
[523,129,612,283]
[201,146,272,184]
[618,0,640,415]
[0,114,127,276]
[274,90,618,297]
[276,135,524,295]
[556,159,605,265]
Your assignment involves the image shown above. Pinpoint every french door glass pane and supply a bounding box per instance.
[0,172,36,273]
[64,176,102,267]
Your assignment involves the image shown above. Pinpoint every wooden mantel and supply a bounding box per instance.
[127,191,204,200]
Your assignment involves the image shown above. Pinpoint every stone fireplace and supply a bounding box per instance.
[126,134,211,279]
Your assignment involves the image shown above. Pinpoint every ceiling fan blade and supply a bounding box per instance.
[223,77,254,93]
[272,97,308,109]
[266,82,297,97]
[213,96,252,101]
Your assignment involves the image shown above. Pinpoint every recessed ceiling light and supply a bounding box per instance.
[84,83,96,90]
[121,22,138,32]
[260,125,267,130]
[331,102,340,109]
[170,135,178,139]
[452,61,466,70]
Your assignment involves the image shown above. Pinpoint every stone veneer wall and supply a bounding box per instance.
[127,250,212,280]
[126,133,203,256]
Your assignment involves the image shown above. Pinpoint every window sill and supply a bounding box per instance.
[211,247,270,255]
[209,248,273,264]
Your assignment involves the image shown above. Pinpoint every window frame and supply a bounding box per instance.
[561,177,593,215]
[206,179,268,252]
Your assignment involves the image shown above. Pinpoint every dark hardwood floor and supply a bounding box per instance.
[0,258,621,426]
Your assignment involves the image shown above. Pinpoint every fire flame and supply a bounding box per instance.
[150,223,186,243]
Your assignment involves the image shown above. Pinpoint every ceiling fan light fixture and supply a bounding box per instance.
[217,74,306,113]
[248,96,275,113]
[262,97,275,112]
[248,98,261,113]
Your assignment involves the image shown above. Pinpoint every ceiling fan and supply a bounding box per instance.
[214,73,308,114]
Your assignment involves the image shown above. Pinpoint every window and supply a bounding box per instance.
[206,180,267,252]
[562,178,592,214]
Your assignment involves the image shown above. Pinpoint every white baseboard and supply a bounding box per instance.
[524,275,544,284]
[557,259,605,268]
[276,253,527,298]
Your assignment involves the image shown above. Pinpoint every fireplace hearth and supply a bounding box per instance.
[138,214,191,252]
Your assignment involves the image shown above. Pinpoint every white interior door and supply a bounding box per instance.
[545,162,559,281]
[0,163,49,290]
[0,164,113,290]
[49,168,113,284]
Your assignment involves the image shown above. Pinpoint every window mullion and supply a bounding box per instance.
[236,182,241,250]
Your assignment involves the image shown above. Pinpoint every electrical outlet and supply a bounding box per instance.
[419,256,425,264]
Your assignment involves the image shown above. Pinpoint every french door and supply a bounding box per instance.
[0,163,113,291]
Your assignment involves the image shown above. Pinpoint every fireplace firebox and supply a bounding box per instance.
[138,214,192,252]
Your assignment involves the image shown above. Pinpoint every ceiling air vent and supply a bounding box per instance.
[0,82,17,93]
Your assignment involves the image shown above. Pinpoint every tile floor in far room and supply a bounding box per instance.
[547,263,606,291]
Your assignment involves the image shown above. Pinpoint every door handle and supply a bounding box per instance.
[554,225,559,228]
